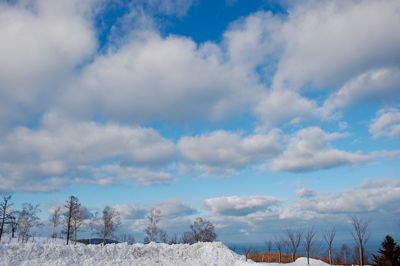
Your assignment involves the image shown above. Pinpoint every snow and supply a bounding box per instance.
[0,239,331,266]
[266,258,331,266]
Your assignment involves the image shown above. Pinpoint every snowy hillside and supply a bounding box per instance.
[0,241,330,266]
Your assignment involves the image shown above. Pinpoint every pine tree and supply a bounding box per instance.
[372,235,400,266]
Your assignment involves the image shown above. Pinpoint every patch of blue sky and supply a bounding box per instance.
[163,0,287,43]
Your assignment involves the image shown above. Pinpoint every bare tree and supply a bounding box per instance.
[243,246,253,262]
[50,206,62,238]
[181,231,195,244]
[340,244,350,265]
[168,233,178,244]
[16,203,41,243]
[275,238,287,263]
[350,216,369,266]
[303,227,316,265]
[118,233,135,244]
[0,195,12,242]
[9,215,17,238]
[100,206,120,245]
[265,240,273,262]
[144,208,161,243]
[63,196,80,245]
[323,227,336,266]
[159,229,169,243]
[88,211,100,244]
[190,217,216,242]
[71,205,86,243]
[287,229,302,262]
[181,217,217,244]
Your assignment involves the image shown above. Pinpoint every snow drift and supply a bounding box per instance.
[0,241,330,266]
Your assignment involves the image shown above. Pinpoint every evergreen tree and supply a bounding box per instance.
[373,235,400,266]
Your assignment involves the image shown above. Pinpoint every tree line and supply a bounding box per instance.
[2,194,399,266]
[251,216,399,266]
[0,194,216,246]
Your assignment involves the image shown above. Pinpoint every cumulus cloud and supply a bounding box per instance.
[255,90,321,128]
[369,108,400,139]
[0,117,176,191]
[114,204,147,220]
[273,0,400,90]
[207,179,400,241]
[0,0,97,128]
[153,199,197,218]
[296,188,316,199]
[1,0,399,194]
[254,1,400,126]
[85,164,175,186]
[204,196,280,216]
[54,30,262,124]
[178,129,282,175]
[223,11,282,71]
[324,68,400,113]
[271,127,370,172]
[291,179,400,216]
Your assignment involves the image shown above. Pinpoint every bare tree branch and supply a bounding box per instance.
[350,216,370,266]
[303,227,316,265]
[50,206,61,238]
[287,229,302,262]
[101,206,120,245]
[323,227,336,266]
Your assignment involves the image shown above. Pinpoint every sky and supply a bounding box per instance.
[0,0,399,246]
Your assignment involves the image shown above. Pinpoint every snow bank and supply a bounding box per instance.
[267,257,330,266]
[0,241,256,266]
[0,240,331,266]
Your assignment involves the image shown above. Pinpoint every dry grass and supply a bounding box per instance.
[247,252,349,265]
[247,252,294,263]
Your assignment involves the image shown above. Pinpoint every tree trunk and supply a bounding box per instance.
[51,225,55,238]
[0,206,6,241]
[66,200,72,245]
[328,249,332,266]
[359,247,364,266]
[279,251,282,263]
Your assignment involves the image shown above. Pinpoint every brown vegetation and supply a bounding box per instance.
[247,252,294,263]
[248,252,350,265]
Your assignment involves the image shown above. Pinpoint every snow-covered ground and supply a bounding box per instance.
[0,240,330,266]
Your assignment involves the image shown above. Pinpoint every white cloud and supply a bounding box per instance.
[271,127,370,172]
[208,179,400,240]
[55,30,262,123]
[369,108,400,139]
[273,1,400,90]
[204,196,280,216]
[223,11,281,71]
[86,164,175,186]
[324,68,400,113]
[296,188,316,199]
[114,204,147,220]
[255,90,321,128]
[292,179,400,215]
[250,1,400,126]
[0,0,97,128]
[0,117,176,191]
[178,129,282,175]
[153,199,197,218]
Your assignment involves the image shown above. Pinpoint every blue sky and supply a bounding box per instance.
[0,0,400,245]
